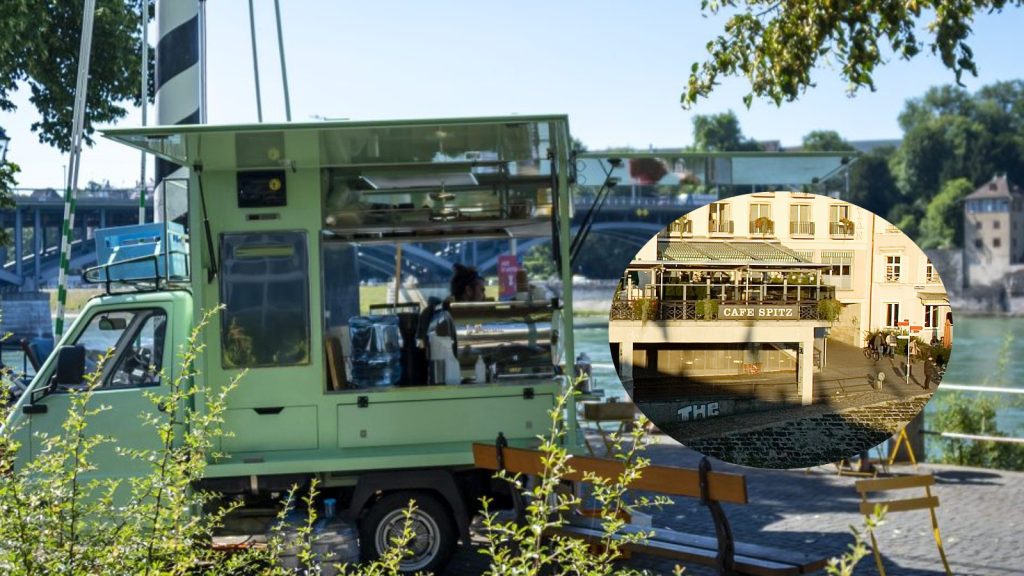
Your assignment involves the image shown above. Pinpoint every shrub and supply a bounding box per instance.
[696,298,718,320]
[816,298,843,322]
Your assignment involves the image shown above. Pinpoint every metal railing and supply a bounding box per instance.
[749,220,774,236]
[708,220,734,234]
[828,221,854,237]
[610,298,828,322]
[789,221,815,235]
[926,384,1024,445]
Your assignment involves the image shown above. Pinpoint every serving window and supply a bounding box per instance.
[321,239,560,392]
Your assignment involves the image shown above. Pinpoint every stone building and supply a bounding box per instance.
[963,174,1024,287]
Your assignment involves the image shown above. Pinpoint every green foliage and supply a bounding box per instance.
[846,147,901,220]
[522,244,558,280]
[0,160,17,247]
[931,332,1024,470]
[631,297,659,322]
[479,386,673,576]
[696,297,718,320]
[683,1,1024,108]
[690,111,762,151]
[816,298,843,323]
[0,0,152,151]
[801,130,855,152]
[919,177,974,249]
[824,506,887,576]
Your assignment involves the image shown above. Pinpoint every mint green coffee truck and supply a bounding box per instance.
[6,116,585,573]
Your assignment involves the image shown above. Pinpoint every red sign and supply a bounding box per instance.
[897,320,910,327]
[910,325,923,332]
[498,255,519,300]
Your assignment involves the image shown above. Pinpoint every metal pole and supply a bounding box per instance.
[155,0,200,221]
[248,0,263,122]
[139,0,148,224]
[56,0,98,339]
[273,0,291,121]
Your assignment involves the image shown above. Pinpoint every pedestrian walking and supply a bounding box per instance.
[924,356,938,389]
[885,332,897,358]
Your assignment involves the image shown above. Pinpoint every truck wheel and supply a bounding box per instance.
[360,491,456,574]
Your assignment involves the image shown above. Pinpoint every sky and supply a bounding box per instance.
[2,0,1024,189]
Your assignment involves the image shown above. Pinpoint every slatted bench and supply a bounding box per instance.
[473,441,828,576]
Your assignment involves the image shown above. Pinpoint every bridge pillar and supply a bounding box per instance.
[100,207,106,229]
[14,207,22,281]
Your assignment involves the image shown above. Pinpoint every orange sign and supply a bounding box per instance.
[910,325,923,332]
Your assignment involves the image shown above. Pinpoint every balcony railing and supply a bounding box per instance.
[610,298,831,322]
[829,221,854,238]
[749,220,775,236]
[790,221,815,236]
[709,220,734,234]
[668,220,693,236]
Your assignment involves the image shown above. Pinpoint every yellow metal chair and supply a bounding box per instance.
[854,474,952,576]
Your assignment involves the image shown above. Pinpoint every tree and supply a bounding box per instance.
[0,0,151,151]
[684,1,1024,108]
[846,146,900,217]
[893,83,1024,202]
[691,111,762,151]
[521,244,557,280]
[918,177,974,249]
[801,130,855,152]
[0,160,17,246]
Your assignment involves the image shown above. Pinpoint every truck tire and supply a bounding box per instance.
[359,490,456,574]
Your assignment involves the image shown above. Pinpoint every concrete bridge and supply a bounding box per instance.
[0,188,153,292]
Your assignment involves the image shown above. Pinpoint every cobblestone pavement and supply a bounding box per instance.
[442,433,1024,576]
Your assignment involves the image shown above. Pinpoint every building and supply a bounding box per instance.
[609,192,951,408]
[963,174,1024,287]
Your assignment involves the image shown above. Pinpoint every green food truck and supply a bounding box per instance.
[6,115,582,572]
[4,114,853,572]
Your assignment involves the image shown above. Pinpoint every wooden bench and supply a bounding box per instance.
[473,440,828,575]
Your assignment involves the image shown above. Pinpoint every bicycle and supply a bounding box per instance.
[863,345,880,361]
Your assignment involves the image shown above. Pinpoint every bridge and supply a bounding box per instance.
[0,188,154,292]
[0,188,699,291]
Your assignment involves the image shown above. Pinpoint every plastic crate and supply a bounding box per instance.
[93,223,188,282]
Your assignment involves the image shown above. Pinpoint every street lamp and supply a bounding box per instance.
[0,127,9,162]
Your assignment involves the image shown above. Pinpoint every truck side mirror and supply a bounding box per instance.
[53,345,87,386]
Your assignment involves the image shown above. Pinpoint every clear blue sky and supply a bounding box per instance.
[3,0,1024,188]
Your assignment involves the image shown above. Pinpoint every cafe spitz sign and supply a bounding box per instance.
[720,304,800,319]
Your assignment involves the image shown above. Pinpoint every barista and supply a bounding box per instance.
[450,264,486,303]
[419,265,486,384]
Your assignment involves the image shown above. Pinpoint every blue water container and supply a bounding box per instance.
[348,315,403,387]
[93,223,188,282]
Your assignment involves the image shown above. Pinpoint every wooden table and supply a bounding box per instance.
[580,400,639,456]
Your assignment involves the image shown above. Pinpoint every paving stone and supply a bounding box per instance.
[442,433,1024,576]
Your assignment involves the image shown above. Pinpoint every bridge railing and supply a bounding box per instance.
[924,384,1024,445]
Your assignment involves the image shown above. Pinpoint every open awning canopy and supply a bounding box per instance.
[103,115,573,173]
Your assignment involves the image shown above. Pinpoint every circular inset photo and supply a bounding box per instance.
[608,193,953,468]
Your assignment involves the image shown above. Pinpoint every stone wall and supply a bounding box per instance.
[680,394,931,469]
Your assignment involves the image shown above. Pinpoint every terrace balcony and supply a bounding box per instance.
[709,220,734,235]
[612,279,836,322]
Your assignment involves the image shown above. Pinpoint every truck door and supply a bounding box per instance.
[27,306,171,479]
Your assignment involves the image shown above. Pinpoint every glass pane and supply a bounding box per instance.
[73,311,135,378]
[106,311,167,388]
[221,232,310,368]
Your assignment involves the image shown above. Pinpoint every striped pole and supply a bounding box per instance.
[154,0,200,222]
[55,0,98,340]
